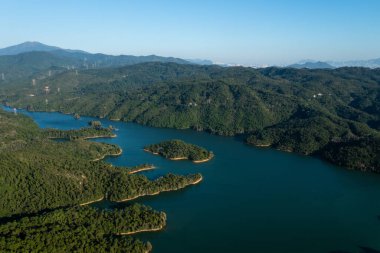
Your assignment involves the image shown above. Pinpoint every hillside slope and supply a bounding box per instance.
[2,63,379,171]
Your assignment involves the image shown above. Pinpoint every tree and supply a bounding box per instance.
[89,120,102,129]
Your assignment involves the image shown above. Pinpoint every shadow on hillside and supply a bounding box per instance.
[0,205,72,225]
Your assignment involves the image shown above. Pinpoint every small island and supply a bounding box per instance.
[144,139,213,163]
[0,108,205,252]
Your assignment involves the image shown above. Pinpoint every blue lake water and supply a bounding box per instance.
[5,107,380,253]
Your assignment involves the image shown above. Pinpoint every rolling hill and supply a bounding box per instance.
[0,42,192,81]
[1,62,379,172]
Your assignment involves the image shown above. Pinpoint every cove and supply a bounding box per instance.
[5,107,380,253]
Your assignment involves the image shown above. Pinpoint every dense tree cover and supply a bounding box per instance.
[0,204,163,253]
[88,120,102,129]
[0,108,203,251]
[319,136,380,172]
[145,139,213,161]
[107,173,202,201]
[246,106,375,154]
[1,62,379,171]
[44,126,115,140]
[0,109,201,216]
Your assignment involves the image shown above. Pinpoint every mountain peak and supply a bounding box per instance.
[21,41,45,45]
[0,41,62,56]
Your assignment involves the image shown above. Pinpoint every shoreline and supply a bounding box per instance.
[169,156,187,161]
[144,148,188,160]
[48,134,117,140]
[190,176,203,185]
[255,143,271,147]
[83,134,117,140]
[79,196,104,206]
[92,148,123,162]
[115,175,203,203]
[117,225,164,236]
[129,165,156,174]
[143,148,159,155]
[193,154,214,163]
[144,149,213,163]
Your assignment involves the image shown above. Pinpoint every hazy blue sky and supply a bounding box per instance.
[1,0,380,65]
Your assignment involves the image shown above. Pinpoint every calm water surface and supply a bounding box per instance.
[6,107,380,253]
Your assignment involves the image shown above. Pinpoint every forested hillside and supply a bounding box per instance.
[0,108,202,252]
[1,63,379,171]
[0,204,163,252]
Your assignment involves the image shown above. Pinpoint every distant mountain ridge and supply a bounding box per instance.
[0,51,79,81]
[0,41,62,55]
[0,41,207,81]
[186,59,213,65]
[328,58,380,68]
[0,41,214,67]
[289,58,380,69]
[0,41,192,69]
[288,61,334,69]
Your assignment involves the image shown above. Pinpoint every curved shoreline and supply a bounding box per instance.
[2,104,374,173]
[143,149,159,155]
[253,143,294,153]
[48,134,117,140]
[144,149,213,163]
[117,225,164,236]
[193,154,214,163]
[255,143,271,147]
[129,165,156,174]
[189,176,203,185]
[115,175,203,203]
[169,157,187,161]
[83,134,117,140]
[92,148,123,162]
[79,196,104,206]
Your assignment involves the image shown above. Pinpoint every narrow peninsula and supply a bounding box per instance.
[0,109,203,252]
[144,139,213,163]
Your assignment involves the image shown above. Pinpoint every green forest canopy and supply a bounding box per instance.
[145,139,213,161]
[1,62,379,171]
[0,108,202,252]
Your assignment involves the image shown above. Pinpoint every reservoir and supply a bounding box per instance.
[6,107,380,253]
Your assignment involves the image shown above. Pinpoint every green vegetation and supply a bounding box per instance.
[0,204,162,253]
[44,127,115,140]
[107,173,202,201]
[1,62,379,171]
[1,51,379,251]
[319,136,380,172]
[0,108,203,251]
[0,51,77,82]
[88,120,102,129]
[0,49,190,83]
[145,139,213,162]
[127,163,155,174]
